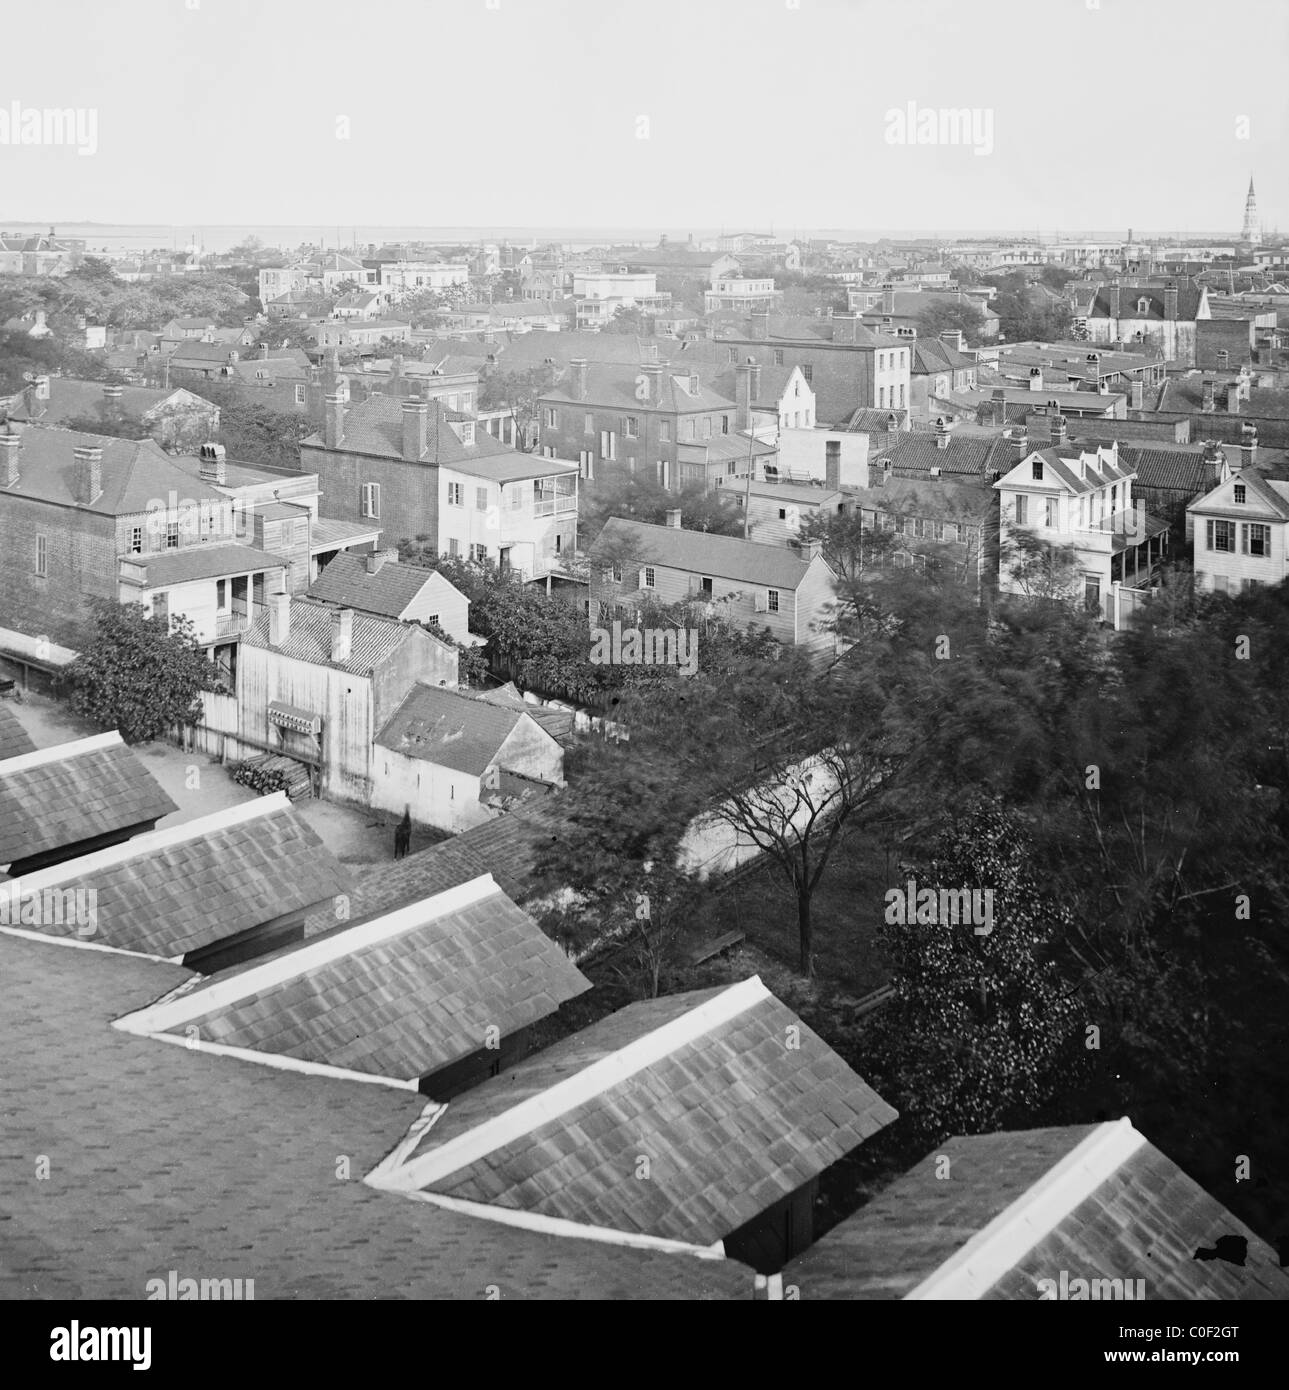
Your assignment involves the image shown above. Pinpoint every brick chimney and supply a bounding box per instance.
[750,310,770,341]
[735,360,758,431]
[881,283,896,314]
[199,441,227,485]
[365,547,396,574]
[640,361,664,403]
[324,392,345,448]
[1201,439,1225,484]
[330,607,353,664]
[1225,383,1240,414]
[665,508,682,528]
[825,448,841,491]
[1028,366,1044,393]
[1163,282,1178,320]
[402,396,428,460]
[1201,379,1216,413]
[1010,427,1028,457]
[103,383,124,421]
[0,431,19,487]
[800,537,823,563]
[1107,284,1121,319]
[306,365,324,423]
[570,358,589,400]
[939,329,964,353]
[1051,412,1068,446]
[989,387,1007,427]
[268,591,291,647]
[1241,421,1258,466]
[934,416,950,450]
[1130,380,1144,409]
[73,445,103,505]
[831,313,859,345]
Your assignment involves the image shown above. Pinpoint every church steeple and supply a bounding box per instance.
[1242,176,1261,246]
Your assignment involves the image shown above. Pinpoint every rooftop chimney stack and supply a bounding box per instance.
[1028,366,1044,393]
[324,392,345,448]
[881,282,896,314]
[1241,421,1258,465]
[801,537,823,563]
[832,312,860,345]
[1051,412,1068,446]
[268,592,291,647]
[1130,380,1144,409]
[735,360,757,431]
[570,358,589,400]
[199,441,227,485]
[825,448,841,491]
[1201,378,1216,413]
[1163,283,1178,320]
[0,432,19,487]
[1225,383,1240,414]
[365,548,396,574]
[103,383,124,421]
[750,310,770,341]
[1010,427,1028,456]
[934,416,950,450]
[72,445,102,505]
[1201,439,1225,483]
[665,508,682,529]
[330,607,353,664]
[939,328,965,353]
[402,396,429,461]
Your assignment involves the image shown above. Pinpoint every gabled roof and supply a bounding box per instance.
[372,976,897,1244]
[2,794,350,958]
[168,340,241,365]
[0,733,177,867]
[995,444,1135,496]
[5,378,196,426]
[1090,281,1206,321]
[591,517,825,590]
[869,432,1010,479]
[0,931,747,1299]
[306,553,458,620]
[912,339,977,374]
[471,684,574,743]
[847,407,910,433]
[242,597,421,676]
[376,683,540,775]
[0,704,35,760]
[1187,468,1289,520]
[0,425,228,515]
[117,875,591,1084]
[783,1121,1289,1300]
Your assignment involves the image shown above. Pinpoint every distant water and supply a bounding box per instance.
[0,222,1245,255]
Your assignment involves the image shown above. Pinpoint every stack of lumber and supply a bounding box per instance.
[230,754,312,801]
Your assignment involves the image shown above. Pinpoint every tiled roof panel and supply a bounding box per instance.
[590,517,818,589]
[242,598,415,675]
[22,805,352,957]
[0,740,177,865]
[306,552,442,619]
[0,705,35,761]
[163,887,591,1080]
[419,989,897,1244]
[0,932,749,1299]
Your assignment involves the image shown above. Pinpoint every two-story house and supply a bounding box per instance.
[1186,457,1289,595]
[306,550,480,646]
[0,428,290,659]
[3,376,220,453]
[588,511,839,651]
[993,427,1169,622]
[911,332,979,421]
[301,392,577,581]
[1085,279,1210,366]
[537,358,752,492]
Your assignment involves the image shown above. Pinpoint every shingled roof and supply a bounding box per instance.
[0,931,750,1299]
[376,683,542,775]
[782,1121,1289,1300]
[242,597,421,675]
[0,733,177,870]
[591,517,824,589]
[372,977,897,1245]
[869,431,1011,479]
[2,794,350,959]
[306,552,456,620]
[117,874,591,1085]
[0,705,35,761]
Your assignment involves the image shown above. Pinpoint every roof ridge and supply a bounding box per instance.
[375,976,772,1193]
[904,1118,1147,1300]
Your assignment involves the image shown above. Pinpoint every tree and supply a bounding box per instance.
[476,364,556,451]
[604,305,650,335]
[916,297,985,346]
[578,473,744,547]
[184,381,313,468]
[57,600,224,743]
[865,798,1087,1142]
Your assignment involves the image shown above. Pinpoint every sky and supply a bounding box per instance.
[0,0,1285,237]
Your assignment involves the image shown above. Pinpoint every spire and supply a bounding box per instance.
[1242,176,1261,246]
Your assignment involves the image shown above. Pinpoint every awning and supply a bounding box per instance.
[268,700,321,736]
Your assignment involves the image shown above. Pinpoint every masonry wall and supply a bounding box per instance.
[1195,318,1258,371]
[370,749,483,832]
[302,442,442,549]
[589,560,799,644]
[0,497,117,647]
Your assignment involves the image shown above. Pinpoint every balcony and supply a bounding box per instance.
[213,603,266,641]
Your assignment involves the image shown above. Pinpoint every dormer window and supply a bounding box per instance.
[1233,483,1246,504]
[1136,298,1149,314]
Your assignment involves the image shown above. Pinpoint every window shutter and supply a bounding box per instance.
[1206,519,1214,551]
[1240,524,1248,554]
